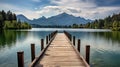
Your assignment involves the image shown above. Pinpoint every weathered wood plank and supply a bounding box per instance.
[34,33,89,67]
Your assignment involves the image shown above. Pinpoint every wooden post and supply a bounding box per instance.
[51,33,53,38]
[73,36,75,46]
[68,34,70,40]
[31,44,35,62]
[17,51,24,67]
[41,39,44,51]
[77,39,80,53]
[51,33,52,38]
[50,33,51,39]
[70,34,72,42]
[49,34,50,41]
[46,36,48,44]
[86,45,90,64]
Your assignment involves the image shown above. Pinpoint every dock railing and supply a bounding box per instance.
[17,31,58,67]
[64,31,90,67]
[17,30,90,67]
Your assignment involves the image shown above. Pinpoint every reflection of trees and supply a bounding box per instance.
[0,30,28,48]
[68,31,120,43]
[93,32,120,43]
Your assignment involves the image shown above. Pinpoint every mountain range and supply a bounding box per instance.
[17,13,92,26]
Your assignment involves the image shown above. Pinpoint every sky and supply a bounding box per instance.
[0,0,120,20]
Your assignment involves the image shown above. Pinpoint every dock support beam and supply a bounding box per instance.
[41,39,44,51]
[17,51,24,67]
[73,36,75,46]
[77,39,81,53]
[86,45,90,64]
[31,44,35,62]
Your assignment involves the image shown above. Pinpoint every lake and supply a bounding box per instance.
[0,28,120,67]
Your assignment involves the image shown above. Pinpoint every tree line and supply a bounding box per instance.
[0,10,31,29]
[71,13,120,31]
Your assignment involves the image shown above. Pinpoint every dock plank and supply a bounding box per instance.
[34,33,88,67]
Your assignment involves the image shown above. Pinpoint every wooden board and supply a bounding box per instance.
[35,33,87,67]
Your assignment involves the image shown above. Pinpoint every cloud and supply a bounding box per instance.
[15,10,40,20]
[35,6,120,20]
[35,6,82,18]
[76,6,120,19]
[0,0,120,20]
[93,0,120,6]
[50,0,96,8]
[48,0,120,20]
[67,8,81,13]
[0,3,40,19]
[36,6,63,17]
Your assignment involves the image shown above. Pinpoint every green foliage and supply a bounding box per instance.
[85,22,90,28]
[21,22,31,29]
[86,13,120,31]
[0,14,4,29]
[0,10,31,29]
[0,30,28,47]
[4,20,31,29]
[65,13,120,31]
[113,21,118,27]
[112,21,120,31]
[72,24,79,28]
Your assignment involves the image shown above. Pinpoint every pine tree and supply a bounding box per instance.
[12,13,17,20]
[7,10,13,21]
[1,10,6,21]
[0,14,3,29]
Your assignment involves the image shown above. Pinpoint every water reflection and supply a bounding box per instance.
[0,30,52,67]
[0,28,120,67]
[93,32,120,44]
[68,31,120,67]
[0,30,28,49]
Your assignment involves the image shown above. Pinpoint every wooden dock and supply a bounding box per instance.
[17,31,90,67]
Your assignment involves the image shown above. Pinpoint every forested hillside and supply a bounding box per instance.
[0,10,31,29]
[72,13,120,31]
[85,13,120,31]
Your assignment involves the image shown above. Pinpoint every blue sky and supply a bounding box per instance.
[0,0,120,20]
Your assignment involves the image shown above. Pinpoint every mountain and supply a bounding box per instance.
[17,13,92,25]
[17,14,31,22]
[47,13,92,25]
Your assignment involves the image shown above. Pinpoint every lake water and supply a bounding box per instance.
[0,28,120,67]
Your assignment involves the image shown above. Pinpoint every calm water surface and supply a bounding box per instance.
[0,28,120,67]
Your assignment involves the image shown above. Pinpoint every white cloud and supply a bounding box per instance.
[15,10,40,20]
[50,0,96,8]
[35,5,120,20]
[77,6,120,19]
[35,6,61,17]
[1,0,120,20]
[35,6,81,18]
[45,0,120,20]
[0,3,40,20]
